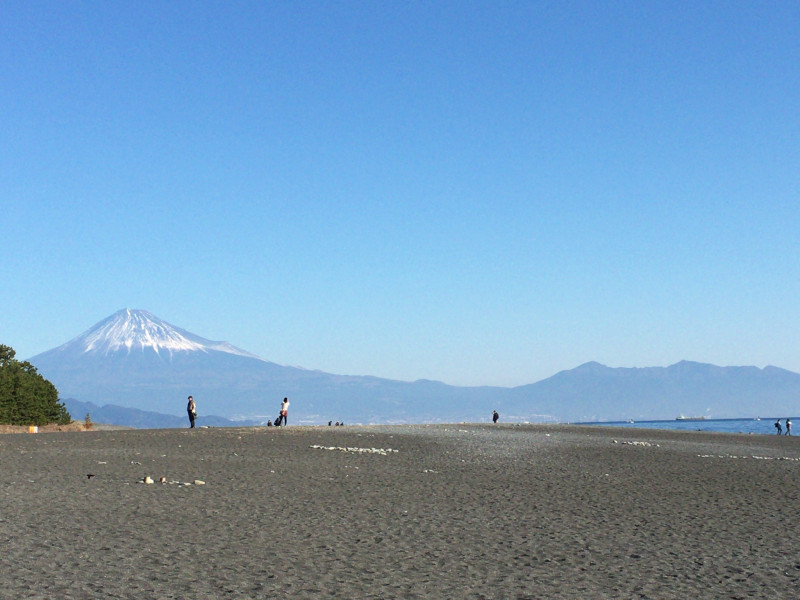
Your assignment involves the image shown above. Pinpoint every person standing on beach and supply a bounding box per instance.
[187,396,197,428]
[280,397,290,426]
[775,419,782,435]
[785,418,792,435]
[492,410,499,424]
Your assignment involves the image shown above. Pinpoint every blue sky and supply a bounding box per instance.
[2,1,798,387]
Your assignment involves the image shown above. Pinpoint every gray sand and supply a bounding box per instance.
[1,424,799,599]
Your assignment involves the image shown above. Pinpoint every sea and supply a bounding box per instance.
[583,417,795,436]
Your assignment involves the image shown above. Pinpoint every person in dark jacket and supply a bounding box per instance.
[187,396,197,428]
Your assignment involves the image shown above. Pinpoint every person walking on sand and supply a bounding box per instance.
[775,419,782,435]
[187,396,197,428]
[785,418,792,435]
[492,410,499,424]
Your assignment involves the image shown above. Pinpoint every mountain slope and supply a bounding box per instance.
[509,361,800,421]
[61,398,260,429]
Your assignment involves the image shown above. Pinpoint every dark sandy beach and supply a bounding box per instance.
[1,423,799,599]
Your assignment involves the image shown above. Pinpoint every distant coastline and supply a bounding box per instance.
[583,417,794,436]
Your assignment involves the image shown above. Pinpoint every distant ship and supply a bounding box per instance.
[676,415,707,421]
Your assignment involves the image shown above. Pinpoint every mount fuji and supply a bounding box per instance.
[64,308,261,359]
[28,309,508,425]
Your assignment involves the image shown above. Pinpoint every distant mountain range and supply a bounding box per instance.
[61,398,260,429]
[27,309,800,428]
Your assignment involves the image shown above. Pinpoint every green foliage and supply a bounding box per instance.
[0,344,71,426]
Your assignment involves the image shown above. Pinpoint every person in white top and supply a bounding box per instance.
[279,397,290,426]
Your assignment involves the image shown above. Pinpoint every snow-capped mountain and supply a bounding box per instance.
[55,308,260,359]
[29,309,508,425]
[26,309,800,428]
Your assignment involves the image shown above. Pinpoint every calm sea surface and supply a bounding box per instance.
[583,418,796,436]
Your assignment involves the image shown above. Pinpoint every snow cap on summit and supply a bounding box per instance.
[60,308,260,358]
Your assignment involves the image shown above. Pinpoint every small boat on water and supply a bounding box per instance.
[676,415,706,421]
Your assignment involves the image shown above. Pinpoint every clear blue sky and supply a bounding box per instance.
[2,1,798,387]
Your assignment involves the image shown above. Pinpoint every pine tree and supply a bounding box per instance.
[0,345,71,425]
